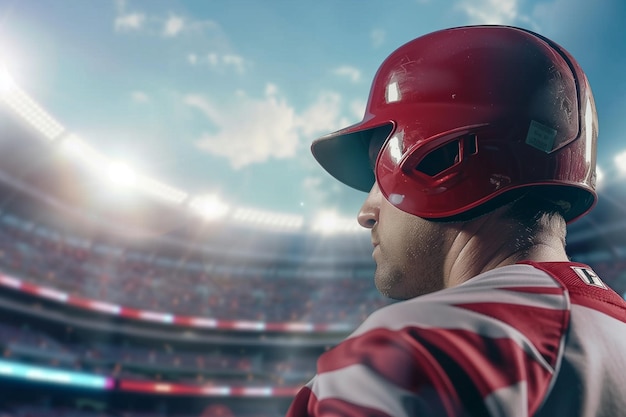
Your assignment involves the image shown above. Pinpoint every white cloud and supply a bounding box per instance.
[185,87,355,169]
[190,52,249,73]
[530,0,608,35]
[114,0,127,14]
[222,54,246,73]
[163,15,185,37]
[207,53,219,66]
[265,83,278,96]
[302,176,323,191]
[296,91,345,137]
[187,19,220,34]
[186,87,299,169]
[371,29,386,48]
[333,66,362,83]
[301,175,347,214]
[184,94,221,122]
[112,6,218,38]
[114,12,146,32]
[350,99,366,121]
[131,91,150,103]
[455,0,519,24]
[301,176,328,207]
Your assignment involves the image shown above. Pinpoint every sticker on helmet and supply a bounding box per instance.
[525,120,557,153]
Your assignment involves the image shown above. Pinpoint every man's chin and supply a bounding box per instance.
[374,276,407,300]
[375,276,442,300]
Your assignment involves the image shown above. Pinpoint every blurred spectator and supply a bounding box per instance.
[0,213,390,325]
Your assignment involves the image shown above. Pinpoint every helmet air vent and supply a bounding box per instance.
[415,134,478,177]
[416,140,460,176]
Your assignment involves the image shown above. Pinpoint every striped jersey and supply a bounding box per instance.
[286,262,626,416]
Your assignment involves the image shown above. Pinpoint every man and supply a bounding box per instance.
[286,26,626,416]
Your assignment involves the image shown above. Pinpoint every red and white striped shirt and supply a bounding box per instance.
[286,262,626,416]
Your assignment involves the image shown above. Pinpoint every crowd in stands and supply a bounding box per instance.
[0,320,317,386]
[0,211,624,328]
[0,409,280,417]
[0,400,285,417]
[0,211,381,416]
[0,213,389,325]
[0,207,623,417]
[0,406,283,417]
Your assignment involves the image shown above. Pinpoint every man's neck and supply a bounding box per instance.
[443,210,568,289]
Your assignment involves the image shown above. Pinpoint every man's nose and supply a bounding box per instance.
[357,183,381,229]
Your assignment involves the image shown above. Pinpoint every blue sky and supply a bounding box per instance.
[0,0,624,222]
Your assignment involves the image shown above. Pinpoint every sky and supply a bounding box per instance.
[0,0,624,223]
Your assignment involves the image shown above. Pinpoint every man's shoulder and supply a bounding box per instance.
[522,261,626,322]
[356,263,567,338]
[309,264,577,417]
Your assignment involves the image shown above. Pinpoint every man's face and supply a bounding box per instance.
[357,183,457,300]
[357,132,458,300]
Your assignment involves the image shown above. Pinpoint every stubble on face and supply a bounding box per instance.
[372,201,454,300]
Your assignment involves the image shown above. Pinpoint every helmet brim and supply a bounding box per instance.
[311,120,394,193]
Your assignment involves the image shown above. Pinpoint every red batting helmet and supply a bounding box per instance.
[311,25,598,222]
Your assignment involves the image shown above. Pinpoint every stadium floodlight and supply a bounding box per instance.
[614,150,626,176]
[0,67,65,141]
[136,175,188,205]
[61,136,187,202]
[189,194,230,221]
[60,134,108,167]
[312,210,340,234]
[232,207,304,231]
[311,210,362,235]
[0,66,15,93]
[106,161,138,188]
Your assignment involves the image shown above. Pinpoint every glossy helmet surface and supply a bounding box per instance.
[311,25,598,222]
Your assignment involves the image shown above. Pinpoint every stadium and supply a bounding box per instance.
[0,68,394,416]
[1,62,625,417]
[0,2,625,416]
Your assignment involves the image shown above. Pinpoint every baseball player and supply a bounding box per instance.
[286,26,626,416]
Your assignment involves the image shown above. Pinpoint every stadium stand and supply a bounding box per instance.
[0,76,624,416]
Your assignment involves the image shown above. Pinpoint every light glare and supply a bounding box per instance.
[614,151,626,175]
[311,211,361,234]
[60,135,108,167]
[189,194,229,221]
[137,176,188,204]
[232,208,303,230]
[0,67,15,93]
[107,161,137,187]
[1,77,65,140]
